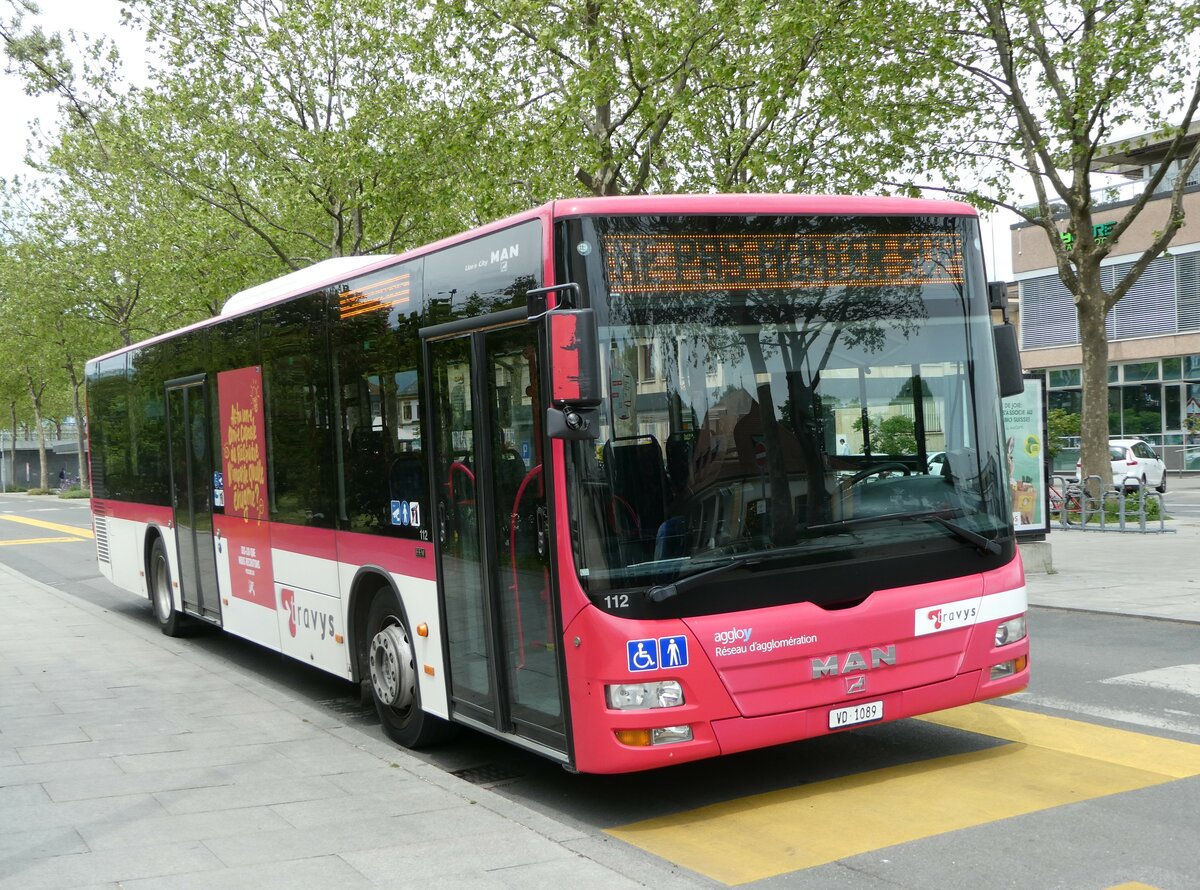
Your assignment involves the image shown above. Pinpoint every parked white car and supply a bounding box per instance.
[1075,439,1167,493]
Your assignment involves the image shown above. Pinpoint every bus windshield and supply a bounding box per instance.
[562,213,1011,611]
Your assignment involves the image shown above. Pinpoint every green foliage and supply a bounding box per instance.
[1046,409,1080,460]
[853,414,917,456]
[58,486,90,499]
[907,0,1200,495]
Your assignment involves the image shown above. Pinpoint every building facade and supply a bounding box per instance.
[1012,128,1200,473]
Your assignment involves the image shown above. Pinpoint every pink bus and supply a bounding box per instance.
[86,194,1029,773]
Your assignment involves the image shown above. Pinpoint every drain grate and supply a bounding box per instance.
[450,762,524,786]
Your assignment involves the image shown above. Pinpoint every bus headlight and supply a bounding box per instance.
[606,680,684,710]
[994,615,1027,646]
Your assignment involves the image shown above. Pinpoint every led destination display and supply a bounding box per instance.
[602,232,964,294]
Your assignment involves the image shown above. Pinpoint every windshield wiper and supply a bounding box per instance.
[917,515,1001,555]
[806,510,1001,556]
[645,557,762,603]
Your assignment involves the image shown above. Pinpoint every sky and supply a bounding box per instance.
[0,0,1018,280]
[0,0,146,177]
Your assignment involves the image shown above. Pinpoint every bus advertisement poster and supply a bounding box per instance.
[216,366,276,608]
[1002,377,1049,537]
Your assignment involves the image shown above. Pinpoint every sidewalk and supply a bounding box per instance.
[3,518,1196,888]
[1024,516,1200,625]
[0,565,699,890]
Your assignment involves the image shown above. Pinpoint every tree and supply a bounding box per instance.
[424,0,953,197]
[1046,407,1080,462]
[121,0,485,264]
[908,0,1200,489]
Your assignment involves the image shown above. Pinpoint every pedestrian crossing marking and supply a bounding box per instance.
[0,515,93,539]
[605,702,1200,885]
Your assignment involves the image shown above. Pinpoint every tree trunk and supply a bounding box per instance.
[8,401,16,489]
[25,374,48,490]
[1076,296,1110,497]
[70,375,89,489]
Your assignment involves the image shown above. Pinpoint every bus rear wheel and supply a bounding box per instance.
[365,590,446,749]
[150,537,186,637]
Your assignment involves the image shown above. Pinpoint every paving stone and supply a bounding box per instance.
[0,839,222,890]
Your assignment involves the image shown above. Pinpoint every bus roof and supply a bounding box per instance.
[548,193,978,218]
[88,193,978,365]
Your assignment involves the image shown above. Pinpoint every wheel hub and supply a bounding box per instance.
[369,623,415,709]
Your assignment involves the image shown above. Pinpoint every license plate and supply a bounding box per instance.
[828,699,884,730]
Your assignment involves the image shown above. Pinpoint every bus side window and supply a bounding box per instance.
[261,295,337,527]
[332,261,426,538]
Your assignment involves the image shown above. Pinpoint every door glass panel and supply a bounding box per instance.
[486,327,562,736]
[168,387,200,612]
[187,385,220,619]
[429,338,492,711]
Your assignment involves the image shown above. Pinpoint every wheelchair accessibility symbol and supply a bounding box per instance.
[626,636,689,672]
[626,639,658,672]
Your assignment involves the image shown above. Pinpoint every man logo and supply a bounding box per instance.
[811,645,897,679]
[845,675,867,694]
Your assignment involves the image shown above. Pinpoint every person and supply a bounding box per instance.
[838,437,849,456]
[58,468,66,485]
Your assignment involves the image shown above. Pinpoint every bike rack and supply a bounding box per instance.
[1051,473,1172,534]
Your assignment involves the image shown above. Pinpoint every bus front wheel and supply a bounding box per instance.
[149,537,186,637]
[365,590,446,749]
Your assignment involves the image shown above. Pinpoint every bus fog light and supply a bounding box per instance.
[990,654,1028,680]
[651,725,693,745]
[994,615,1027,646]
[606,680,684,710]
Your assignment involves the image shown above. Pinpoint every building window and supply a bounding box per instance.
[1020,275,1077,348]
[639,343,658,381]
[1048,367,1081,388]
[1179,253,1200,333]
[1122,361,1159,383]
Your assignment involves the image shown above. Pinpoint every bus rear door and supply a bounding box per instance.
[165,375,222,623]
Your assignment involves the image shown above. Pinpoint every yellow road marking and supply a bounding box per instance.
[606,703,1200,885]
[1105,884,1162,889]
[0,536,89,546]
[0,515,93,539]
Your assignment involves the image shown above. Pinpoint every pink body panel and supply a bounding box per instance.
[563,554,1027,774]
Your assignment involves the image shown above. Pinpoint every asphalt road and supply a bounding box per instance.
[3,493,1199,888]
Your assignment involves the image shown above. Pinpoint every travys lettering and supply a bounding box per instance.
[927,606,977,630]
[713,627,753,645]
[279,588,337,641]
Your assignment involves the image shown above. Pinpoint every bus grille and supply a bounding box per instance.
[93,515,110,564]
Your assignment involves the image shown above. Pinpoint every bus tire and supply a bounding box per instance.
[365,589,446,749]
[149,537,186,637]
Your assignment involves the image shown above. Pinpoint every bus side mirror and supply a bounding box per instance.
[988,280,1009,313]
[993,323,1024,397]
[547,308,601,440]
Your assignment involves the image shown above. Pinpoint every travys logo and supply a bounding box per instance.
[279,588,337,641]
[915,597,979,636]
[714,627,752,645]
[927,606,977,629]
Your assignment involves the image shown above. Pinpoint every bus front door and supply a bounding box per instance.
[165,377,221,623]
[424,321,567,759]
